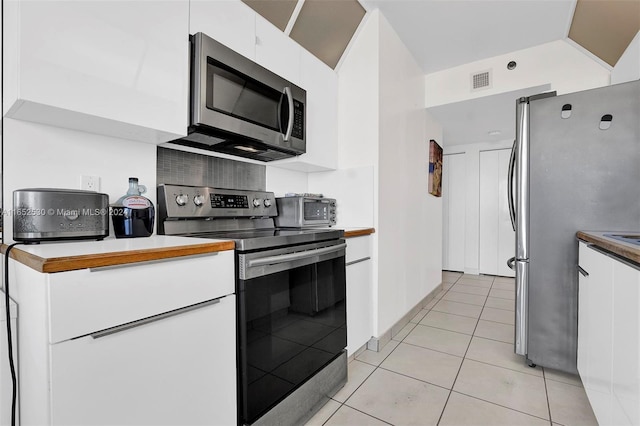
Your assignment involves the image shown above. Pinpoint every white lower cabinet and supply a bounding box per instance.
[346,235,372,355]
[578,242,614,425]
[50,295,236,426]
[578,241,640,426]
[612,260,640,426]
[11,250,236,426]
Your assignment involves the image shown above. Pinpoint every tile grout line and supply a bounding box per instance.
[450,389,553,423]
[436,275,492,425]
[542,368,554,425]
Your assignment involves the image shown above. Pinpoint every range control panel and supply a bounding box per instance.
[158,184,277,219]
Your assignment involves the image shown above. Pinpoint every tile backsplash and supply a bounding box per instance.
[157,147,266,190]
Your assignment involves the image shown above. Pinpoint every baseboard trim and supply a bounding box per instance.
[366,282,443,352]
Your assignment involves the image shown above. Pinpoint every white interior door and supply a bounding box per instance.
[442,153,465,272]
[479,149,515,277]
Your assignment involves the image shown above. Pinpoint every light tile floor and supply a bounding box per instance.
[306,272,598,426]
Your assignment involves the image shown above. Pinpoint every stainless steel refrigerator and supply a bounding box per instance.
[507,80,640,373]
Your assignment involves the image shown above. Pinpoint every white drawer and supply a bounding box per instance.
[346,235,372,264]
[48,251,234,343]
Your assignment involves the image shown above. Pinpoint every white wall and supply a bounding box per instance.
[335,10,442,337]
[265,167,308,197]
[425,40,611,107]
[443,139,514,275]
[2,119,157,242]
[308,166,374,229]
[611,31,640,85]
[378,12,442,334]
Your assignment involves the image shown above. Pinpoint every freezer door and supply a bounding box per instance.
[515,260,528,356]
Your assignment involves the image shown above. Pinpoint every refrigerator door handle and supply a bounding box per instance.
[507,256,516,270]
[507,139,517,231]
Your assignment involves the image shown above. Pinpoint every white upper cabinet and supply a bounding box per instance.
[272,50,339,171]
[3,0,189,144]
[189,0,256,60]
[255,15,301,85]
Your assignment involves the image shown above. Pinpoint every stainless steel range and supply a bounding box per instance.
[157,184,347,426]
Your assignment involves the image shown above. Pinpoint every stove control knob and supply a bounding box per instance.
[263,199,272,208]
[252,198,262,208]
[193,195,205,207]
[175,194,189,206]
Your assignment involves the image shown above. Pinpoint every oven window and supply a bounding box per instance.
[206,58,283,132]
[238,255,346,424]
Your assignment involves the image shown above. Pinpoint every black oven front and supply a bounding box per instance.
[236,239,347,425]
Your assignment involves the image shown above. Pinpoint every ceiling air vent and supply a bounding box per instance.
[471,70,492,92]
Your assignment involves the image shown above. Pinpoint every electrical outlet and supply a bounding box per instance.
[81,175,100,191]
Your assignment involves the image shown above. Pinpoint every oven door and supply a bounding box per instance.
[237,239,347,424]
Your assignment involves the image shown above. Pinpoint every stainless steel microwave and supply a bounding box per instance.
[274,196,336,228]
[172,32,306,162]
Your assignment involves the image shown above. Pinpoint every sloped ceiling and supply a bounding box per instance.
[243,0,297,32]
[243,0,366,69]
[569,0,640,66]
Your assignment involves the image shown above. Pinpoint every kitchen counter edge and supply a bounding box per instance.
[577,231,640,266]
[343,228,375,238]
[1,236,235,273]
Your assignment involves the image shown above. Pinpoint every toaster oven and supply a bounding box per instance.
[274,196,336,228]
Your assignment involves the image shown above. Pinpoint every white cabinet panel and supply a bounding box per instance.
[479,151,499,274]
[442,153,465,272]
[255,15,301,84]
[577,243,590,383]
[346,234,372,263]
[612,260,640,425]
[346,235,372,355]
[50,295,236,426]
[578,243,614,425]
[272,50,339,172]
[6,0,189,143]
[496,149,515,277]
[479,149,515,277]
[189,0,256,60]
[48,251,234,343]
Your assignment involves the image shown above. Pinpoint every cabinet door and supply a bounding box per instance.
[255,15,301,84]
[50,295,237,426]
[346,259,372,355]
[7,0,189,143]
[442,153,465,272]
[612,260,640,425]
[189,0,256,60]
[578,244,614,425]
[577,243,590,381]
[272,50,339,172]
[479,149,515,277]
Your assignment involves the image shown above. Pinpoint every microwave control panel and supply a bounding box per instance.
[292,100,304,140]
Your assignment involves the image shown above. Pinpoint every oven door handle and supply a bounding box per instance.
[248,243,347,268]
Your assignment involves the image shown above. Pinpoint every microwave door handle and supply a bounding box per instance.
[282,87,294,141]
